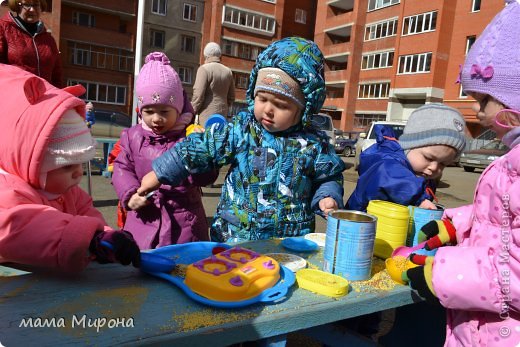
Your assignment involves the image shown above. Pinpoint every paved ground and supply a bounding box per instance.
[81,156,480,231]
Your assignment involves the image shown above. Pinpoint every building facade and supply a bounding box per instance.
[200,0,317,116]
[315,0,505,137]
[142,0,205,98]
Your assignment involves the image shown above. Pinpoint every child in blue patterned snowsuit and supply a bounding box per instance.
[138,37,346,242]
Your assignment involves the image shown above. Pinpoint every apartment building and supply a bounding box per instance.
[60,0,138,116]
[142,0,204,97]
[315,0,505,137]
[0,1,137,116]
[201,0,317,116]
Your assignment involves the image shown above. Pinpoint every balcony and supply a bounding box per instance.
[222,5,276,37]
[61,23,134,50]
[325,69,349,85]
[327,0,355,11]
[67,47,134,73]
[63,0,136,16]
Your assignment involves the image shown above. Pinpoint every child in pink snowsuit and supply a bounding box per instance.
[403,1,520,345]
[0,64,140,272]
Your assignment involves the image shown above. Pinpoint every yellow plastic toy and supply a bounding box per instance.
[385,255,419,285]
[367,200,410,259]
[184,247,280,302]
[186,114,205,136]
[296,269,349,298]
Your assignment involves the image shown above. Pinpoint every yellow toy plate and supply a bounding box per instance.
[184,247,280,302]
[296,269,349,298]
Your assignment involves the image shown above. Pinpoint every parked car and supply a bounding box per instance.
[89,110,132,139]
[459,139,509,172]
[312,113,336,146]
[334,131,361,157]
[354,120,407,170]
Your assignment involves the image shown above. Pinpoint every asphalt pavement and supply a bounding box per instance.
[80,156,480,231]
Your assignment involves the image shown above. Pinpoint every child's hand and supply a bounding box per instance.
[89,230,141,267]
[137,171,161,196]
[127,192,150,211]
[402,254,439,305]
[417,219,457,250]
[419,199,437,209]
[319,197,338,218]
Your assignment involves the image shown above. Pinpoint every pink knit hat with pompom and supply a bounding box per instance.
[135,52,184,114]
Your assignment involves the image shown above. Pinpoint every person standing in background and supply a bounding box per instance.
[191,42,235,125]
[0,0,63,87]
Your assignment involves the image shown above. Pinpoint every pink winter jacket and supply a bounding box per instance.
[0,64,111,272]
[437,142,519,346]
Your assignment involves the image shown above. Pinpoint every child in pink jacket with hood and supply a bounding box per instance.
[0,64,140,273]
[403,1,520,346]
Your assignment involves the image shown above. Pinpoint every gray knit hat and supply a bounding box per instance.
[399,103,466,153]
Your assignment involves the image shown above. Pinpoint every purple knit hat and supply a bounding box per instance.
[461,0,520,111]
[135,52,184,113]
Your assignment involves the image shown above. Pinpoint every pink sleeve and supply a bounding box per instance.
[432,246,503,313]
[0,188,106,273]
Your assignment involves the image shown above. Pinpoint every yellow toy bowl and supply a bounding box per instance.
[186,124,204,136]
[296,269,349,298]
[385,256,419,285]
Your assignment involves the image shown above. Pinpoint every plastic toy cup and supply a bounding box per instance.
[367,200,410,259]
[186,123,204,136]
[205,114,227,128]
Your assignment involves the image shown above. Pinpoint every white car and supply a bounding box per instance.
[312,113,336,146]
[354,120,407,170]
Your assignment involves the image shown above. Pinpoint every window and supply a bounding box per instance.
[151,0,167,15]
[361,51,394,70]
[223,5,276,36]
[72,12,95,27]
[183,3,197,22]
[459,85,468,98]
[69,42,134,72]
[358,83,390,99]
[150,30,165,48]
[466,36,476,54]
[368,0,400,12]
[222,38,264,61]
[354,114,386,128]
[181,35,195,53]
[365,19,398,41]
[402,11,437,36]
[68,79,127,105]
[295,9,306,24]
[178,67,193,84]
[235,72,249,90]
[397,52,432,74]
[471,0,481,12]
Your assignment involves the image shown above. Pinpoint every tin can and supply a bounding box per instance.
[408,204,444,256]
[323,210,377,281]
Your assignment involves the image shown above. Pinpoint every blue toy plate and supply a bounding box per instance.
[143,242,295,308]
[281,237,319,252]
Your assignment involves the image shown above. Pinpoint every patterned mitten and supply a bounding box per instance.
[402,255,439,304]
[417,219,456,250]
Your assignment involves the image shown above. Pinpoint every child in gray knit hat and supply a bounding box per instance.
[347,103,466,212]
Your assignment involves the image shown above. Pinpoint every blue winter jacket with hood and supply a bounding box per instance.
[152,37,346,242]
[346,125,434,212]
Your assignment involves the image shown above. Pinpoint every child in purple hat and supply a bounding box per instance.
[111,52,218,250]
[403,1,520,346]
